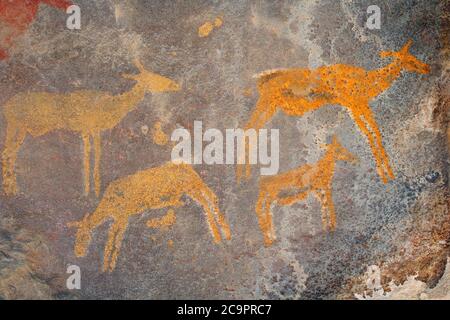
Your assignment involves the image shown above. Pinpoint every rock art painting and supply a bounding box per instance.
[2,59,179,196]
[237,40,430,184]
[67,162,230,272]
[256,136,358,246]
[0,0,447,300]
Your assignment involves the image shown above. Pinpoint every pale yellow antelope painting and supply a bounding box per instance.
[256,136,358,246]
[237,40,430,183]
[2,59,180,196]
[67,162,231,272]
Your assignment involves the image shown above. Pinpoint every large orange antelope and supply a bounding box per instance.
[237,40,430,183]
[67,162,231,272]
[255,136,357,246]
[2,59,180,196]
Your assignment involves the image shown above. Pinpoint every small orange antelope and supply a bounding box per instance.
[2,59,180,196]
[67,162,231,272]
[255,136,357,246]
[237,40,430,183]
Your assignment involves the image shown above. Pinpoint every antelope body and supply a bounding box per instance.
[67,162,231,272]
[256,137,357,246]
[238,40,430,183]
[2,60,180,196]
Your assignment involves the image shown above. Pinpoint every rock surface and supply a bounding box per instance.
[0,0,448,299]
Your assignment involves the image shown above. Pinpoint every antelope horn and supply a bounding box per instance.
[400,39,413,54]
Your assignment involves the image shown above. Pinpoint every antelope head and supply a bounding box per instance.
[328,136,358,164]
[67,215,92,257]
[380,39,430,74]
[122,59,181,93]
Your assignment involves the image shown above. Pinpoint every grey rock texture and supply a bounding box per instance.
[0,0,448,299]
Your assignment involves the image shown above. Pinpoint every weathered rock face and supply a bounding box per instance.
[0,0,448,299]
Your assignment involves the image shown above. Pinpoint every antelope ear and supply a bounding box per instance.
[66,221,81,228]
[401,39,413,54]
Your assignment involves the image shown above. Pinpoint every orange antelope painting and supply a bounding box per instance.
[256,136,357,246]
[237,40,430,183]
[2,59,180,196]
[67,162,231,272]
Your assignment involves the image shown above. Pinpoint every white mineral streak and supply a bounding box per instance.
[356,258,450,300]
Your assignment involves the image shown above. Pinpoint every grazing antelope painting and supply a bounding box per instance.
[255,136,358,246]
[237,40,430,183]
[2,59,180,196]
[67,162,231,272]
[0,0,72,60]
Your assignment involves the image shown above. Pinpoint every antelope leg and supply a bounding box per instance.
[82,134,91,196]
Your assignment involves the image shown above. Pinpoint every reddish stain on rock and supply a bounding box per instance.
[0,0,72,60]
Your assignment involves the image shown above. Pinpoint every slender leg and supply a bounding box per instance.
[255,192,266,234]
[102,221,120,272]
[188,189,222,243]
[361,110,395,180]
[256,190,273,246]
[315,190,329,231]
[277,191,309,206]
[201,186,231,240]
[325,190,336,230]
[236,96,277,183]
[264,194,276,245]
[82,134,91,196]
[108,220,127,272]
[314,189,336,231]
[93,132,102,197]
[352,114,387,183]
[2,124,26,195]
